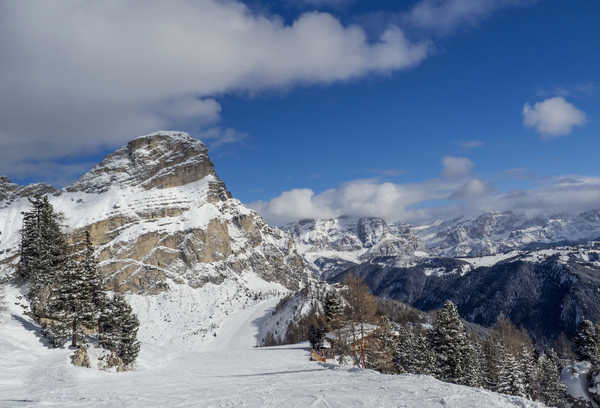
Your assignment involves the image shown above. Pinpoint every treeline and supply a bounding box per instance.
[17,195,140,370]
[270,274,581,406]
[367,301,567,407]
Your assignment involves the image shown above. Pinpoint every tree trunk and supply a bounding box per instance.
[72,318,77,347]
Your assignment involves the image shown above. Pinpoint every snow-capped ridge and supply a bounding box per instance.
[412,210,600,257]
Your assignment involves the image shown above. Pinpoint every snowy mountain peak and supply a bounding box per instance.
[67,131,224,194]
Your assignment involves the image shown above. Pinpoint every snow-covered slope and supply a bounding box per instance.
[0,285,545,408]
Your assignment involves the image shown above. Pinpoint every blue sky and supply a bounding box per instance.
[1,0,598,223]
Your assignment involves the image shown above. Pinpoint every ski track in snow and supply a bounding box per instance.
[0,290,545,408]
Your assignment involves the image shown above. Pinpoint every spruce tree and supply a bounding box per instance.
[17,203,40,282]
[505,352,527,397]
[308,323,326,351]
[574,320,598,362]
[23,196,68,318]
[462,342,483,388]
[79,231,105,327]
[518,345,537,400]
[393,325,413,374]
[324,290,343,330]
[494,343,512,395]
[44,254,85,347]
[430,300,469,384]
[411,328,436,375]
[394,326,435,375]
[536,349,566,406]
[99,294,140,367]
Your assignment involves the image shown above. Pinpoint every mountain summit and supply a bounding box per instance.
[0,131,309,346]
[67,131,229,195]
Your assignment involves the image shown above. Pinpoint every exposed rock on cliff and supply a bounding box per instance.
[0,131,309,296]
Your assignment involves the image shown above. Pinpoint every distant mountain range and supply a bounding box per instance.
[283,214,600,341]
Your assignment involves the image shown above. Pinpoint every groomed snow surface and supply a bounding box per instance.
[0,286,544,408]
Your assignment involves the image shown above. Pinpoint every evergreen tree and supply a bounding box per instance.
[411,328,436,375]
[79,231,105,327]
[518,345,537,400]
[494,343,512,395]
[505,352,527,397]
[574,320,598,362]
[323,290,344,330]
[44,254,85,347]
[536,349,567,406]
[392,325,436,376]
[393,325,413,374]
[462,342,483,388]
[99,294,140,367]
[481,337,500,390]
[308,322,326,351]
[17,203,40,282]
[20,196,68,318]
[430,300,469,384]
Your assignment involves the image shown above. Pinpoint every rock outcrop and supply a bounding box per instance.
[67,131,224,193]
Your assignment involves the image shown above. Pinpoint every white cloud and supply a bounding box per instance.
[523,97,587,138]
[461,176,600,218]
[250,189,337,223]
[442,156,474,180]
[450,179,493,199]
[0,1,430,177]
[250,179,446,224]
[159,98,222,122]
[251,174,600,225]
[198,127,248,148]
[406,0,535,34]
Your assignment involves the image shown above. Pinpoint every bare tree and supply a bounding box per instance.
[342,274,377,367]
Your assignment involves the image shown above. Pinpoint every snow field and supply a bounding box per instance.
[0,285,545,408]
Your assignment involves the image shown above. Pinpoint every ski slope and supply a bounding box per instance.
[0,288,545,408]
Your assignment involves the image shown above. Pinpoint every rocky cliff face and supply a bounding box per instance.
[67,132,225,194]
[0,131,309,296]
